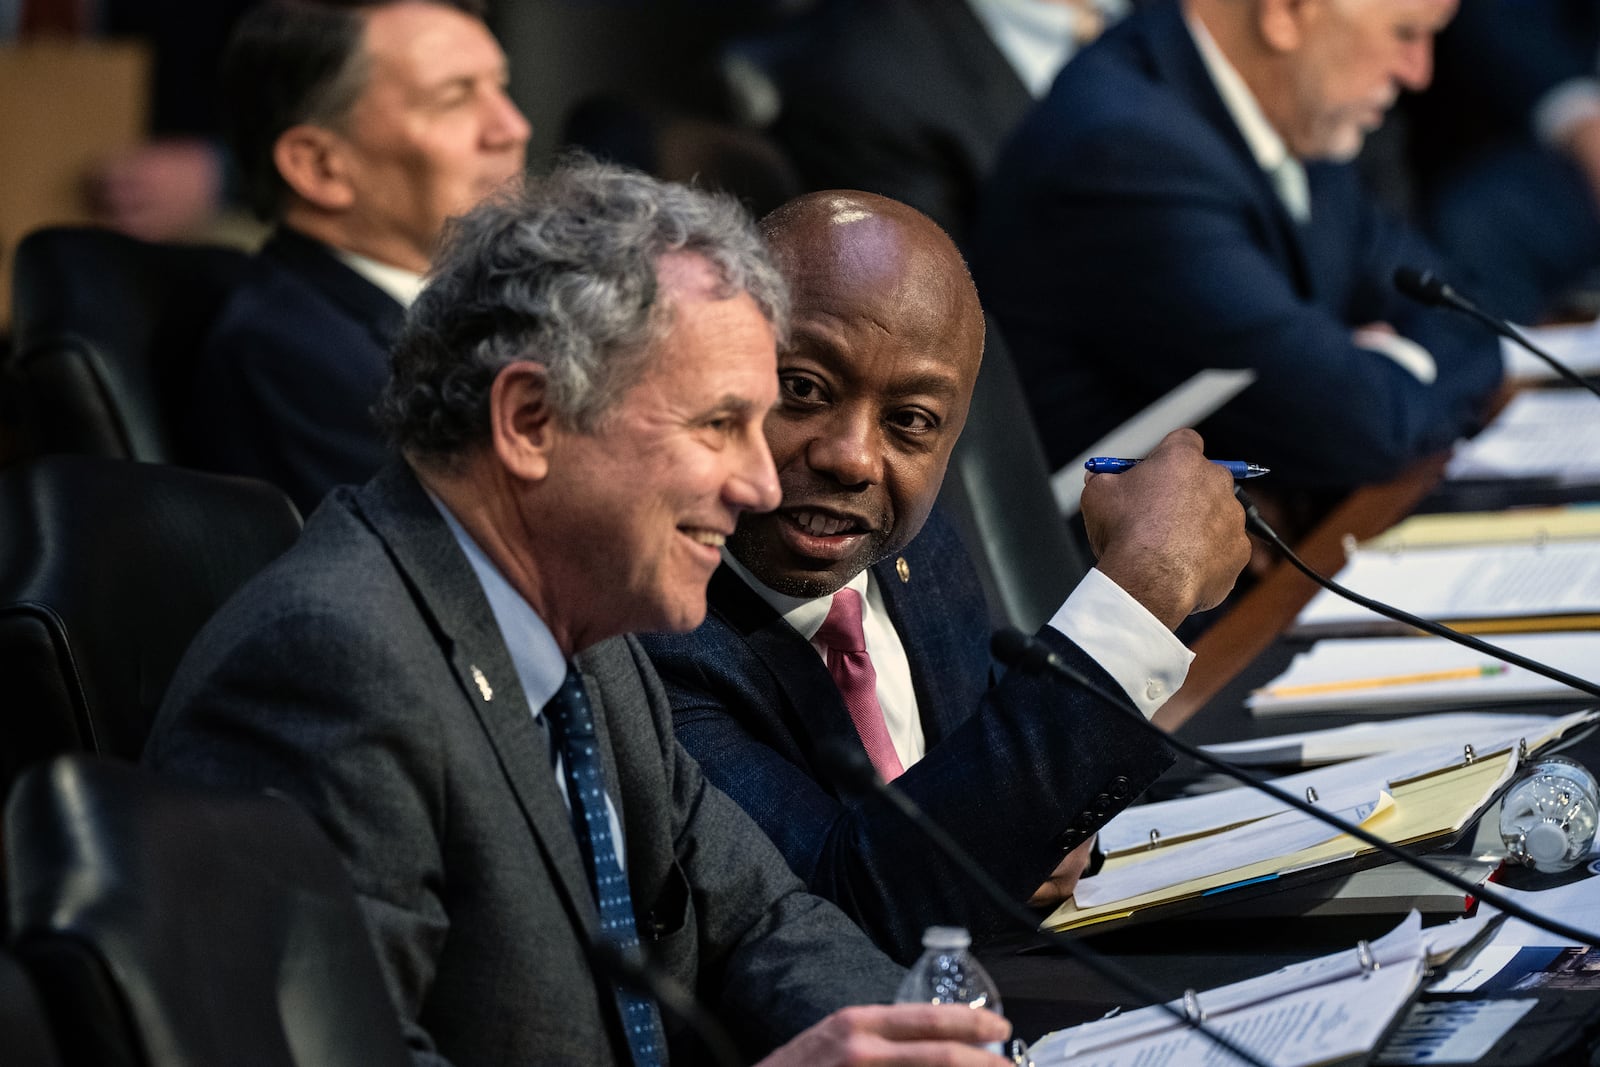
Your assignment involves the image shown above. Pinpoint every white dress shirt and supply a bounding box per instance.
[722,551,1192,772]
[335,248,427,308]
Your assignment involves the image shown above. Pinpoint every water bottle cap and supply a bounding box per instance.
[1526,821,1570,866]
[920,926,972,951]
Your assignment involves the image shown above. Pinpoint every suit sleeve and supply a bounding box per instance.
[980,111,1502,486]
[602,637,906,1054]
[145,604,456,1067]
[189,298,391,514]
[647,624,1174,963]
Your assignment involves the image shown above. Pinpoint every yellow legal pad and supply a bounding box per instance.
[1043,749,1515,934]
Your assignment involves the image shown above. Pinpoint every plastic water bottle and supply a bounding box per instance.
[1498,756,1599,873]
[895,926,1006,1055]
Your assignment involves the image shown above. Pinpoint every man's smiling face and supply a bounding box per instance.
[727,193,984,598]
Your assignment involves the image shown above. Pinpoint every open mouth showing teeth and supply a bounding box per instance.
[684,529,726,547]
[791,510,861,537]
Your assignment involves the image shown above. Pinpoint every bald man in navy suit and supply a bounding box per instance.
[640,191,1251,962]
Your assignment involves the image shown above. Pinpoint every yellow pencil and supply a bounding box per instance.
[1260,663,1509,699]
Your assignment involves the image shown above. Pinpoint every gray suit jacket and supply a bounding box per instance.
[145,461,904,1066]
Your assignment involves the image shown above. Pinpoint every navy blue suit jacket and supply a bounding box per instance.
[974,0,1503,490]
[638,511,1175,962]
[187,227,402,514]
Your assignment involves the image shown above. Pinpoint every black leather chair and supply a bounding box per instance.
[5,756,411,1067]
[938,317,1089,633]
[0,457,301,793]
[0,946,62,1067]
[5,226,249,464]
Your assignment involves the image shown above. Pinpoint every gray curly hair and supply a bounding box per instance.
[378,157,789,463]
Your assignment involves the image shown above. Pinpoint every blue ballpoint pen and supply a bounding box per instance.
[1084,456,1271,479]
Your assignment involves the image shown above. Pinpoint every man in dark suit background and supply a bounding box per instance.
[150,163,1018,1065]
[640,190,1252,962]
[975,0,1503,495]
[186,0,530,514]
[771,0,1120,249]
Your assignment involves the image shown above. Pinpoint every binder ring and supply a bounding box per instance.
[1355,940,1378,975]
[1305,786,1318,804]
[1148,828,1161,849]
[1463,743,1476,765]
[1181,989,1205,1023]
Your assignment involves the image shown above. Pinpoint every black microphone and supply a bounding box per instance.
[1394,265,1600,401]
[586,935,743,1067]
[993,539,1600,947]
[817,738,1274,1067]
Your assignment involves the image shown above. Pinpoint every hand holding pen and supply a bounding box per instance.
[1086,457,1270,479]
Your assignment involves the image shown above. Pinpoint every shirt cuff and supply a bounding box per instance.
[1353,328,1437,385]
[1046,568,1194,718]
[1535,78,1600,148]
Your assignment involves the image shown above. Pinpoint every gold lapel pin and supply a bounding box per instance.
[470,665,494,702]
[895,556,911,583]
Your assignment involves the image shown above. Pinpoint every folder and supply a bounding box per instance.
[1043,749,1516,935]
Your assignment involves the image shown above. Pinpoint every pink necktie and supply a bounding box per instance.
[815,588,904,782]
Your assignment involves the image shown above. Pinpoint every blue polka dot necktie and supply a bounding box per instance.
[545,665,665,1066]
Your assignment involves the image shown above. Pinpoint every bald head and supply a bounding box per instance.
[763,191,986,380]
[726,191,986,598]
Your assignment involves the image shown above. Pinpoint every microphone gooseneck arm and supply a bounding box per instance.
[1235,488,1600,701]
[818,738,1274,1067]
[1393,266,1600,402]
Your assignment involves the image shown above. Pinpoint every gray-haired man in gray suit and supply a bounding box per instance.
[146,160,1013,1066]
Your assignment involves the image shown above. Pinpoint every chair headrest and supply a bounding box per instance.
[5,756,410,1067]
[0,457,301,765]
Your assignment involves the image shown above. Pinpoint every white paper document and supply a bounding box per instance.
[1374,1000,1539,1065]
[1295,540,1600,634]
[1208,709,1600,762]
[1032,914,1427,1067]
[1447,388,1600,483]
[1073,788,1384,907]
[1502,320,1600,380]
[1245,636,1600,716]
[1099,738,1526,857]
[1051,369,1256,516]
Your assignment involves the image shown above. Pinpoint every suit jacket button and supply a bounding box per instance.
[1110,776,1132,799]
[1092,793,1113,814]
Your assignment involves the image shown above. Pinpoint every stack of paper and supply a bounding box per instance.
[1103,712,1596,857]
[1246,635,1600,716]
[1447,389,1600,484]
[1030,913,1427,1066]
[1209,710,1599,761]
[1046,749,1517,933]
[1502,321,1600,381]
[1364,507,1600,552]
[1293,540,1600,637]
[1057,712,1597,935]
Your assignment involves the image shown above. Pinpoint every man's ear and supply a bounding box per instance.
[490,361,559,482]
[273,124,357,212]
[1258,0,1317,52]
